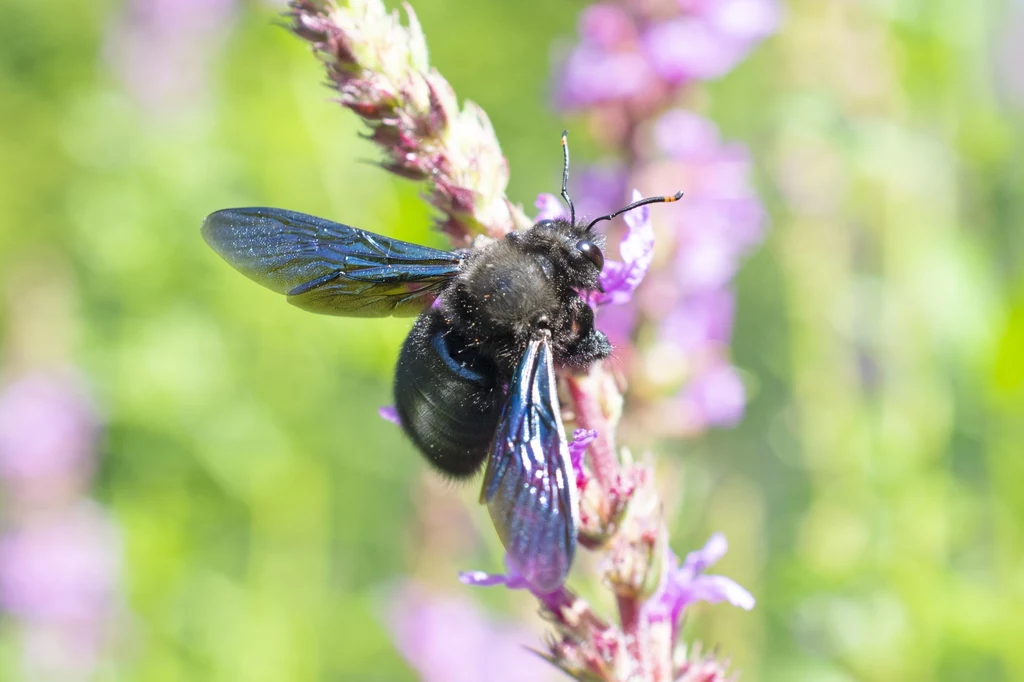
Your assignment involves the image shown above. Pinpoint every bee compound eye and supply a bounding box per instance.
[575,240,605,271]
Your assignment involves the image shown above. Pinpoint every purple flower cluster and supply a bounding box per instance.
[556,0,781,110]
[643,533,754,638]
[0,373,122,678]
[629,110,764,434]
[553,0,774,436]
[459,532,751,680]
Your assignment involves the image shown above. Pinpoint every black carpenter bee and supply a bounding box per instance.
[202,133,681,592]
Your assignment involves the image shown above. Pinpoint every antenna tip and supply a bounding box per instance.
[561,130,569,143]
[667,190,684,202]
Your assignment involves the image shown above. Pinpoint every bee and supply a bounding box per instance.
[202,133,681,592]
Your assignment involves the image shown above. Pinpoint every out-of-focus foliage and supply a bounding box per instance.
[0,0,1021,680]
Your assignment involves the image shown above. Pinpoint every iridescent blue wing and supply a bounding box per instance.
[202,207,464,317]
[481,336,579,593]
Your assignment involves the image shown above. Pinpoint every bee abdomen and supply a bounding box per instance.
[394,313,502,478]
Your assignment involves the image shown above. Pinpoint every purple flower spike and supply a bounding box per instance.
[647,532,754,634]
[378,405,401,426]
[594,190,655,306]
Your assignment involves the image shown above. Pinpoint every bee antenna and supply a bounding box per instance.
[585,191,685,232]
[560,131,576,225]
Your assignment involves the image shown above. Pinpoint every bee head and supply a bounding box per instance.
[517,219,607,292]
[525,130,682,292]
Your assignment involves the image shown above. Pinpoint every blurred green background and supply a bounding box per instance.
[1,0,1022,680]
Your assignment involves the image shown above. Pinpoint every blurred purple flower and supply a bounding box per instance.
[643,0,780,83]
[555,42,656,110]
[655,110,765,257]
[653,108,721,161]
[681,361,746,428]
[388,581,556,682]
[645,533,754,635]
[654,291,736,357]
[579,3,636,49]
[644,17,743,84]
[594,302,637,347]
[572,163,628,220]
[0,502,121,624]
[616,110,763,430]
[675,226,741,292]
[0,373,99,482]
[556,0,780,109]
[106,0,238,110]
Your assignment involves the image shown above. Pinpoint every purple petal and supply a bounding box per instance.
[682,532,728,574]
[646,533,754,630]
[568,428,598,467]
[458,570,522,588]
[594,190,655,306]
[568,428,598,487]
[378,405,401,426]
[459,555,530,591]
[458,557,566,613]
[684,575,756,610]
